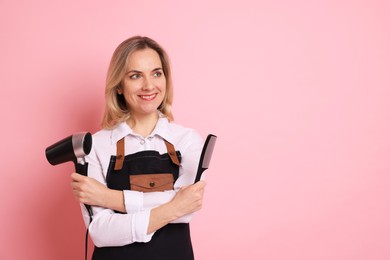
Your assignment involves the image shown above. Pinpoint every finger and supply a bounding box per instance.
[190,182,206,192]
[72,190,83,201]
[70,181,78,189]
[194,180,206,189]
[71,172,80,181]
[180,185,190,191]
[71,183,84,193]
[71,172,85,181]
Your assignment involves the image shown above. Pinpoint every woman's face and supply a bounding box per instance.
[119,48,166,118]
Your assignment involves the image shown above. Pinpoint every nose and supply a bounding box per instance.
[142,76,154,91]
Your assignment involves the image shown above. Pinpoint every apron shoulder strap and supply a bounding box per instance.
[163,139,181,166]
[114,137,180,171]
[114,137,125,170]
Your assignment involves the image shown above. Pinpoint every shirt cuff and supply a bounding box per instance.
[132,209,154,243]
[142,190,176,209]
[123,190,143,213]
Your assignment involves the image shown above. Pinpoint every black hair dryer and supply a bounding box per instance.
[45,132,94,218]
[45,132,92,176]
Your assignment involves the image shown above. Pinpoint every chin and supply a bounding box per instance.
[139,107,160,116]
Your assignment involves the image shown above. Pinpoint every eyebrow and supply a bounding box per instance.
[126,67,163,74]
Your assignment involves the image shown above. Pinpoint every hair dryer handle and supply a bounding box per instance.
[75,162,94,221]
[75,162,89,176]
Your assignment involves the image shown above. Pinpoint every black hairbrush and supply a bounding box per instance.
[194,134,217,183]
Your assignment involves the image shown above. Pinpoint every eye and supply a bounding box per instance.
[153,71,163,77]
[129,74,140,79]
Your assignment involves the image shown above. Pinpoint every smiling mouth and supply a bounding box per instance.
[139,93,157,101]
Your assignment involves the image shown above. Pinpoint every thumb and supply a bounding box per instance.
[71,172,84,181]
[194,180,206,189]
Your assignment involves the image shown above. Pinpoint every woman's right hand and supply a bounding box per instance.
[71,172,108,206]
[70,172,126,213]
[169,181,206,218]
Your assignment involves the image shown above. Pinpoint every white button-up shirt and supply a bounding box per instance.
[81,117,203,247]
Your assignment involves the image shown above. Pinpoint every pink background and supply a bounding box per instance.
[1,0,390,259]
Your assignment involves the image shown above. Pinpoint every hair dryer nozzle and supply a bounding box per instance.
[45,132,92,166]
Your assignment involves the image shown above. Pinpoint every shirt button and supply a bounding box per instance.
[140,139,145,145]
[148,136,153,141]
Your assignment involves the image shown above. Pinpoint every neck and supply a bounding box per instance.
[127,112,159,138]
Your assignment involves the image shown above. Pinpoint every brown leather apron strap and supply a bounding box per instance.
[164,139,180,166]
[114,137,180,170]
[114,137,125,170]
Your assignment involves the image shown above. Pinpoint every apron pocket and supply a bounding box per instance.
[130,173,174,192]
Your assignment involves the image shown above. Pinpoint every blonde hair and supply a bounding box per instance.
[101,36,174,129]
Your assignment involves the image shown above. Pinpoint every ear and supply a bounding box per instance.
[117,86,123,95]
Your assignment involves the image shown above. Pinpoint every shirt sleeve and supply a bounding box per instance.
[82,139,155,247]
[123,129,204,223]
[80,204,154,247]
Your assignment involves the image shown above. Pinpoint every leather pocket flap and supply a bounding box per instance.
[130,173,174,192]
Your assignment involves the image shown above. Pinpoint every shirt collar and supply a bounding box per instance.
[110,115,173,145]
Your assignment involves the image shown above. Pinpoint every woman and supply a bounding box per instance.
[70,36,206,260]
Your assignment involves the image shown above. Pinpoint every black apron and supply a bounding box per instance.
[92,137,194,260]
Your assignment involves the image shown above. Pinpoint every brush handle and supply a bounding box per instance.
[194,168,205,183]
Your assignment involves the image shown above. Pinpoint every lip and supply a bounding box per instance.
[138,93,157,101]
